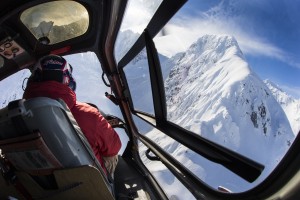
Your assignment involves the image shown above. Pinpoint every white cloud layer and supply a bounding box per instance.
[154,15,300,69]
[120,0,162,33]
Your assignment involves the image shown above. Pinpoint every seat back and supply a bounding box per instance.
[0,97,99,170]
[0,97,114,199]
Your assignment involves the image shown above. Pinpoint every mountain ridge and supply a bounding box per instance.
[264,79,300,135]
[164,35,294,156]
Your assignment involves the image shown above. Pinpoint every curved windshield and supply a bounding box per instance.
[20,1,89,44]
[119,0,300,197]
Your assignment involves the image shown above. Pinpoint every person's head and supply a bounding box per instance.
[30,54,76,91]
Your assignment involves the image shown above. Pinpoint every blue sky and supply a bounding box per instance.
[178,0,300,98]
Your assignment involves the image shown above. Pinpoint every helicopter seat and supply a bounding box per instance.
[0,97,114,200]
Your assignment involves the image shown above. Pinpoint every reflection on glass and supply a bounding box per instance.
[20,1,89,44]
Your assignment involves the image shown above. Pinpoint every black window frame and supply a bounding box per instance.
[116,0,276,198]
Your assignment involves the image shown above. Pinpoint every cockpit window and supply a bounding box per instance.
[115,0,162,62]
[20,1,89,45]
[120,0,300,195]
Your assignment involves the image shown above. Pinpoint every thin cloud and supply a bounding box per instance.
[157,14,300,69]
[120,0,162,33]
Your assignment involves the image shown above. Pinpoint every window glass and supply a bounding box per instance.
[151,0,299,192]
[134,113,268,193]
[20,1,89,44]
[65,52,124,121]
[115,0,162,62]
[133,115,154,134]
[0,69,30,108]
[138,133,195,200]
[123,49,154,115]
[64,53,129,154]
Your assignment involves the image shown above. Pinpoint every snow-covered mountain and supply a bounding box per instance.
[264,79,300,135]
[124,34,296,192]
[163,35,294,160]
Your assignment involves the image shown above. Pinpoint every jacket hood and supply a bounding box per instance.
[23,81,76,109]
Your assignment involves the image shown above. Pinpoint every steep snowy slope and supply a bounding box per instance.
[264,79,300,135]
[164,35,294,162]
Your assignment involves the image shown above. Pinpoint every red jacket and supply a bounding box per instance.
[23,81,121,173]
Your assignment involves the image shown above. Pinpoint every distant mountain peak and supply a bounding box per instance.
[188,34,242,55]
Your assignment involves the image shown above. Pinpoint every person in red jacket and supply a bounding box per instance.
[23,54,121,177]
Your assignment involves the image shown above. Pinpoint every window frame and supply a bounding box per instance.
[20,1,90,45]
[117,0,265,195]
